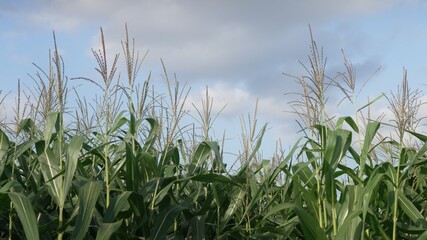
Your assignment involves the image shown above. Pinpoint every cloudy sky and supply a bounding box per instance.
[1,0,427,160]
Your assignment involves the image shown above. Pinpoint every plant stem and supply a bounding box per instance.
[392,147,402,240]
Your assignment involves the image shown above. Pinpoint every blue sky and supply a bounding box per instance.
[1,0,427,161]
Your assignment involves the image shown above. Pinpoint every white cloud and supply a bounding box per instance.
[8,0,403,101]
[187,83,251,117]
[3,0,427,152]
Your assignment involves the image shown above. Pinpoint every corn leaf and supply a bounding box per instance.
[398,190,426,227]
[37,142,61,205]
[191,142,212,173]
[62,135,84,205]
[191,216,205,240]
[8,192,39,240]
[104,191,132,222]
[293,205,328,240]
[150,205,182,240]
[359,121,380,176]
[0,129,9,177]
[71,181,102,240]
[336,116,359,133]
[96,220,122,240]
[44,112,59,145]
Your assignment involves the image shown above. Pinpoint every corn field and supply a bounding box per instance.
[0,27,426,239]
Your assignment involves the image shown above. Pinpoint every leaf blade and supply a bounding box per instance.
[71,181,102,240]
[8,192,40,240]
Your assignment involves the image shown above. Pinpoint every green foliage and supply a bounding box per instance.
[0,27,426,240]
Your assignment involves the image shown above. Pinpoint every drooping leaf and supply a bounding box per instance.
[336,116,359,133]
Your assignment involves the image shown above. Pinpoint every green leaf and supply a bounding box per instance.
[293,205,328,240]
[96,220,122,240]
[359,121,380,176]
[163,146,180,168]
[222,187,245,228]
[129,105,137,136]
[0,129,9,177]
[335,209,362,239]
[419,230,427,240]
[361,172,384,221]
[15,139,40,160]
[337,164,363,185]
[150,205,182,240]
[18,118,37,134]
[191,173,239,186]
[336,116,359,133]
[62,135,84,205]
[407,129,427,142]
[142,118,159,152]
[104,192,132,223]
[37,142,61,205]
[125,143,141,191]
[153,178,175,206]
[108,111,127,135]
[357,94,384,113]
[203,141,223,172]
[71,181,102,240]
[8,192,40,240]
[366,211,391,240]
[292,162,316,188]
[262,203,294,220]
[191,142,212,173]
[247,124,267,162]
[324,129,352,169]
[269,139,300,185]
[323,129,352,203]
[407,140,427,168]
[336,185,363,239]
[44,112,59,144]
[190,216,205,240]
[398,190,426,227]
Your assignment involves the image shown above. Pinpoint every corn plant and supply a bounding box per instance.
[0,26,426,240]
